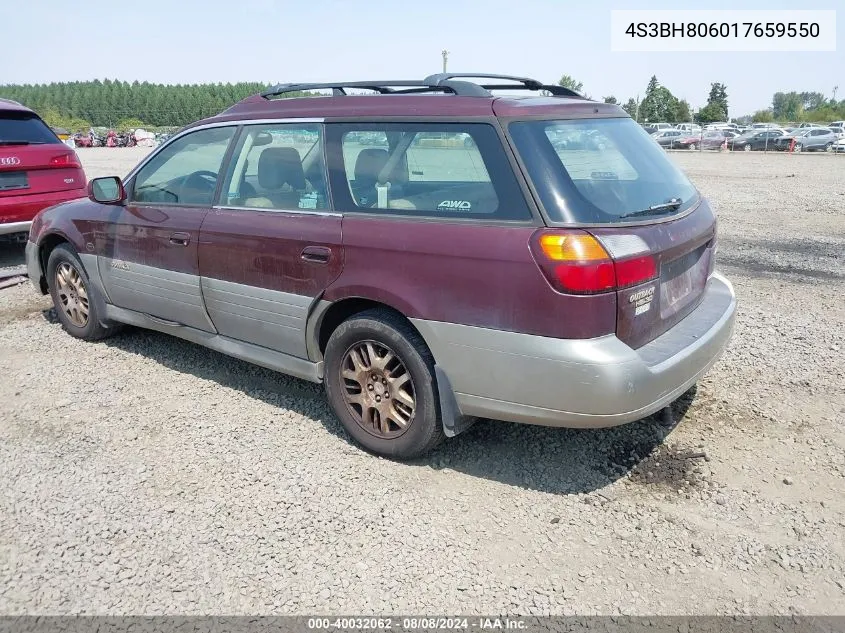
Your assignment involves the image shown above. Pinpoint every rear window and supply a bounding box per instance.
[330,122,531,221]
[509,118,699,224]
[0,112,61,145]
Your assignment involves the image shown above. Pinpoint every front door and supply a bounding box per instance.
[98,126,237,332]
[197,122,342,359]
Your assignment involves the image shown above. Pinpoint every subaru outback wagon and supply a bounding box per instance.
[26,73,736,458]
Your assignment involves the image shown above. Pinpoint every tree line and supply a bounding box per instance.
[3,77,842,133]
[0,80,308,132]
[562,74,845,125]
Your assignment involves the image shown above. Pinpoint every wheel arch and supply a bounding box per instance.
[37,232,73,294]
[306,294,477,438]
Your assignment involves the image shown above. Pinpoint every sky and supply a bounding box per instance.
[2,0,842,117]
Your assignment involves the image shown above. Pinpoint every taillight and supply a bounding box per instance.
[530,229,658,295]
[48,152,81,168]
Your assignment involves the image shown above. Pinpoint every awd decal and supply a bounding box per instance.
[437,200,472,211]
[110,259,130,271]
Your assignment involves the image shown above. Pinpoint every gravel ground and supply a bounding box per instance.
[0,147,843,615]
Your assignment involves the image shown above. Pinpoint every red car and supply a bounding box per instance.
[25,74,736,458]
[0,99,87,239]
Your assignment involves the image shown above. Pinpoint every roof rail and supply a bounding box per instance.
[259,74,583,100]
[423,73,581,97]
[261,81,458,99]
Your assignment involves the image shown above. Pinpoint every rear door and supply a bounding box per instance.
[197,122,341,360]
[98,125,237,331]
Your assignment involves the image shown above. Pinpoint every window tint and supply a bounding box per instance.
[131,126,236,206]
[333,123,530,220]
[509,118,698,224]
[222,124,327,210]
[0,112,61,144]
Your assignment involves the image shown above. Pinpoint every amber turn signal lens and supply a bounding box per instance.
[538,233,610,261]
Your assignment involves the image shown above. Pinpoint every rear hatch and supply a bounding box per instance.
[589,204,716,349]
[0,111,86,202]
[508,115,717,349]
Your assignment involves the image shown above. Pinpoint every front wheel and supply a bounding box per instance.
[743,144,752,152]
[689,143,697,151]
[825,142,833,152]
[323,309,445,459]
[47,244,116,341]
[793,143,803,153]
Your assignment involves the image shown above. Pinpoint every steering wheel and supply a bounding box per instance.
[182,170,218,190]
[177,170,219,204]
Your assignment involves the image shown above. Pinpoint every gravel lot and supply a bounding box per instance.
[1,147,843,615]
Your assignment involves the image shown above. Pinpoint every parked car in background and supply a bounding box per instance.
[23,73,735,459]
[1,98,87,240]
[651,129,687,148]
[642,122,673,134]
[730,129,786,151]
[773,128,839,152]
[832,137,845,153]
[675,123,701,134]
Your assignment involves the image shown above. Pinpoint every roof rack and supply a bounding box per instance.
[423,73,581,97]
[259,74,582,100]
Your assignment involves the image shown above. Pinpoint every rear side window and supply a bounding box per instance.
[0,112,61,145]
[509,118,699,225]
[221,123,327,210]
[329,123,530,221]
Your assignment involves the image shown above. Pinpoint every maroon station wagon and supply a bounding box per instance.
[25,74,736,458]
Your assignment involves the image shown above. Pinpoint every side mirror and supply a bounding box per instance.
[88,176,126,205]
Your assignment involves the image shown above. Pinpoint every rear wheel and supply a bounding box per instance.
[794,143,803,153]
[743,144,751,152]
[825,142,833,152]
[47,244,115,341]
[689,143,697,151]
[323,309,445,459]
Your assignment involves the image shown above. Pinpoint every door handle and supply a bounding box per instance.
[169,232,191,246]
[301,245,331,264]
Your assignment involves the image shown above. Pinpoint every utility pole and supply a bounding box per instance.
[833,85,839,102]
[441,50,449,73]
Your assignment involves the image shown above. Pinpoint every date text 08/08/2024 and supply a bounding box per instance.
[306,617,527,630]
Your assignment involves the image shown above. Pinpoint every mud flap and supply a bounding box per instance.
[435,364,478,438]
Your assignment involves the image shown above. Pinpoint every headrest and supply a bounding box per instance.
[258,147,306,190]
[353,148,389,185]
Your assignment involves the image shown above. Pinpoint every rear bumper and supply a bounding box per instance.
[412,272,736,428]
[0,189,85,235]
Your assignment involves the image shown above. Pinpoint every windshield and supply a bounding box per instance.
[0,112,60,144]
[509,118,698,224]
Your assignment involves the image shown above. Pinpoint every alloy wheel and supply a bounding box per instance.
[55,262,89,327]
[339,340,415,438]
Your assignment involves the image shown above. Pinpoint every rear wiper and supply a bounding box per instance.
[619,198,683,219]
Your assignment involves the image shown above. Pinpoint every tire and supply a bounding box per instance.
[794,143,802,153]
[689,143,697,151]
[46,243,115,341]
[825,142,833,152]
[743,144,751,152]
[323,308,445,459]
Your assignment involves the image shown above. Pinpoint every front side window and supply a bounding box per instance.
[509,117,699,224]
[222,123,327,210]
[130,126,236,206]
[332,123,530,220]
